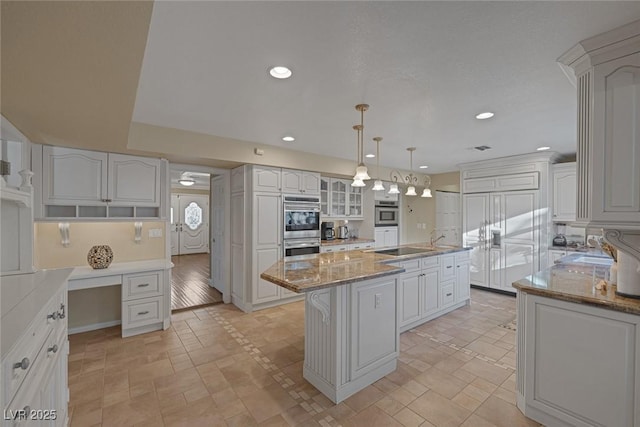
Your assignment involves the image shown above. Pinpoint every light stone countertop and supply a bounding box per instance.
[513,253,640,315]
[260,245,471,293]
[321,238,375,246]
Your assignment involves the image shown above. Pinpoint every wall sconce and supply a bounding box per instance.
[134,222,143,244]
[58,222,70,247]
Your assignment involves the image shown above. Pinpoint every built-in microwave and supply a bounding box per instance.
[375,201,399,226]
[283,196,321,239]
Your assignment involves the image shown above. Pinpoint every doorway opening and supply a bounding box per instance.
[170,169,222,310]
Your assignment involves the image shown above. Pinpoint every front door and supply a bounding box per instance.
[171,193,210,255]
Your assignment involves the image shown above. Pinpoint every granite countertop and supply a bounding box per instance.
[321,238,375,247]
[260,244,470,293]
[513,253,640,315]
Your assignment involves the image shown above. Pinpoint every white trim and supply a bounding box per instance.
[68,320,121,335]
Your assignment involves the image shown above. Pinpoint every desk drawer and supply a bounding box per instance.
[122,297,163,329]
[123,271,162,301]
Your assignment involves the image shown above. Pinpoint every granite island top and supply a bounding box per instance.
[260,244,471,293]
[321,237,375,246]
[513,252,640,315]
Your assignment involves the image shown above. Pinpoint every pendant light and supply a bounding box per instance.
[389,147,428,197]
[352,104,371,184]
[388,183,400,194]
[421,176,433,198]
[371,137,385,191]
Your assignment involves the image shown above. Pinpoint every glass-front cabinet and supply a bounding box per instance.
[320,177,329,215]
[321,177,364,219]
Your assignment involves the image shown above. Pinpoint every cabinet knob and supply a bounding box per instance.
[13,357,30,370]
[48,344,58,354]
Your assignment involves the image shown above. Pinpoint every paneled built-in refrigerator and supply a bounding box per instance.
[463,190,540,293]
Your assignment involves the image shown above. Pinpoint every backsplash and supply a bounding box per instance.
[34,221,166,269]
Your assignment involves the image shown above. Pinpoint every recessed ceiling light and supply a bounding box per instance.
[365,153,375,158]
[282,136,295,142]
[475,112,494,120]
[537,146,551,151]
[269,66,292,79]
[419,165,428,169]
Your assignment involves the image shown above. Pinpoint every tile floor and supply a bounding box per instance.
[68,289,541,427]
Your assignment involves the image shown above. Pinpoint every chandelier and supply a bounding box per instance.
[389,147,433,197]
[351,104,371,187]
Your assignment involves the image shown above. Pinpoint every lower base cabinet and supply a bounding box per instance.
[397,251,471,333]
[517,292,640,427]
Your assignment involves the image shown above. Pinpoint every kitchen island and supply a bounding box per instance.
[513,253,640,427]
[260,245,471,403]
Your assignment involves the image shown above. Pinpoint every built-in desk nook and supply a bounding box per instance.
[67,259,173,337]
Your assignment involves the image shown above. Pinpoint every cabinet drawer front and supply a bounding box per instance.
[455,251,471,263]
[400,259,421,273]
[421,256,439,269]
[441,282,455,307]
[123,272,162,301]
[440,255,456,280]
[123,297,163,329]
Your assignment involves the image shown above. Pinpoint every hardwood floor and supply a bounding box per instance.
[171,253,222,311]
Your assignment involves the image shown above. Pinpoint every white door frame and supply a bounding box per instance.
[168,163,232,304]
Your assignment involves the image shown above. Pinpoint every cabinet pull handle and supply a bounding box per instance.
[47,311,59,320]
[48,344,58,354]
[446,293,452,297]
[138,311,149,316]
[13,357,30,370]
[137,283,149,287]
[446,266,453,269]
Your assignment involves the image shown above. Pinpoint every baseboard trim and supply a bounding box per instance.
[471,284,517,297]
[69,320,121,335]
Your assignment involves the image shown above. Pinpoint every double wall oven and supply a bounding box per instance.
[283,196,321,257]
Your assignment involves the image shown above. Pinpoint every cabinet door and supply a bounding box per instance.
[456,261,471,302]
[374,229,386,248]
[108,154,161,206]
[254,247,281,303]
[592,54,640,224]
[553,166,576,222]
[348,186,363,217]
[281,169,302,194]
[330,179,347,216]
[462,194,489,287]
[384,228,398,247]
[399,272,421,328]
[253,166,281,192]
[422,268,440,317]
[42,146,108,204]
[254,194,281,247]
[302,172,321,195]
[320,177,330,215]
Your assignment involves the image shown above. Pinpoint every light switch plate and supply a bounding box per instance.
[149,228,163,238]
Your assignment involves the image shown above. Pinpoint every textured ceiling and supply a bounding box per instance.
[132,1,640,173]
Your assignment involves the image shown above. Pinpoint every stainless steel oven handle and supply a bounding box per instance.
[284,242,320,248]
[284,205,320,212]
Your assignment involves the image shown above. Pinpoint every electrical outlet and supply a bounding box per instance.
[375,293,382,308]
[148,228,163,238]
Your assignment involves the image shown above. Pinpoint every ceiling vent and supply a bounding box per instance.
[473,145,492,151]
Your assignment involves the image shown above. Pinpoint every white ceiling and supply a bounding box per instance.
[132,1,640,174]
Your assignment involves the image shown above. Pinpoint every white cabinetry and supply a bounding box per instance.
[559,20,640,265]
[517,293,640,427]
[2,270,71,427]
[320,177,364,219]
[230,165,305,312]
[35,145,165,219]
[396,251,471,333]
[282,169,320,195]
[375,226,398,248]
[552,163,576,222]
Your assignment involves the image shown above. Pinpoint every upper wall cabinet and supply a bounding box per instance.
[252,166,281,193]
[281,169,320,195]
[552,163,576,223]
[35,145,165,219]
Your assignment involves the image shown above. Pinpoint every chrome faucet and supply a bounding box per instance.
[430,229,446,247]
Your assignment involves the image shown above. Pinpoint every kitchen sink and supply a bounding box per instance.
[374,247,436,256]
